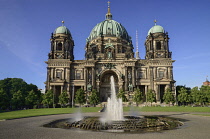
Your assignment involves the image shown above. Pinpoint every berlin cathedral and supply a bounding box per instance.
[45,3,176,104]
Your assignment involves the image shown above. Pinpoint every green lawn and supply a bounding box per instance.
[0,106,209,120]
[0,107,101,120]
[140,106,210,113]
[192,114,210,117]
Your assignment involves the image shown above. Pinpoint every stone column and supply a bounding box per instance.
[154,83,157,101]
[71,85,75,104]
[165,67,168,79]
[92,67,95,89]
[125,67,128,90]
[168,67,171,79]
[147,67,150,79]
[171,68,174,80]
[84,68,87,91]
[161,41,164,50]
[51,68,54,80]
[53,68,56,80]
[154,67,157,79]
[54,41,57,51]
[153,40,156,50]
[67,68,70,80]
[145,85,148,102]
[132,67,135,88]
[62,68,64,80]
[156,84,160,102]
[66,67,70,97]
[150,67,154,90]
[46,68,50,90]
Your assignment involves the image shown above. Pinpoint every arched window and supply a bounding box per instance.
[156,41,161,50]
[56,70,62,79]
[139,71,145,79]
[57,43,62,51]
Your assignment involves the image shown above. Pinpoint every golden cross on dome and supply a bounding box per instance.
[62,21,64,26]
[154,19,157,25]
[108,1,110,7]
[106,1,112,20]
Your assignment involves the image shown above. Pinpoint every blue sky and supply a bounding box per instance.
[0,0,210,90]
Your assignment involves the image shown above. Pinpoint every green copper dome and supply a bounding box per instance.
[147,25,164,36]
[87,5,131,42]
[87,19,131,42]
[54,25,71,35]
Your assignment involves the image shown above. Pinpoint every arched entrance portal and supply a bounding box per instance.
[100,71,119,102]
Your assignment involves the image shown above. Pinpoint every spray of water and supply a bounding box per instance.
[101,76,124,123]
[71,108,83,122]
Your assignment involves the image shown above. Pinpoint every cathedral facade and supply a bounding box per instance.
[45,5,176,104]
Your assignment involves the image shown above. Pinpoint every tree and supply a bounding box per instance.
[9,78,28,98]
[74,88,86,107]
[200,85,210,105]
[0,78,41,110]
[204,86,210,103]
[59,91,69,108]
[176,85,191,100]
[117,89,128,102]
[42,90,53,108]
[146,89,156,106]
[133,88,143,106]
[89,89,99,107]
[11,90,25,109]
[163,88,175,106]
[0,88,10,110]
[25,90,39,109]
[177,87,188,105]
[0,78,28,109]
[191,87,200,105]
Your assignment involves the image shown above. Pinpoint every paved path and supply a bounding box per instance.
[0,112,210,139]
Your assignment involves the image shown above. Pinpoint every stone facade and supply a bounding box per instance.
[45,6,176,104]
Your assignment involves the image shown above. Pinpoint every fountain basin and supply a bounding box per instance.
[43,115,183,133]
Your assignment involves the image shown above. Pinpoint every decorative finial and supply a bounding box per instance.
[62,21,64,26]
[154,19,157,25]
[106,1,112,20]
[207,76,209,82]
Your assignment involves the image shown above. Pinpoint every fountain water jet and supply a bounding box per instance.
[101,76,124,122]
[71,108,83,122]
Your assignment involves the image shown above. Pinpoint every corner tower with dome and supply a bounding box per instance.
[45,3,175,105]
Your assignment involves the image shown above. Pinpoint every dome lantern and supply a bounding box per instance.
[54,21,72,36]
[147,20,165,36]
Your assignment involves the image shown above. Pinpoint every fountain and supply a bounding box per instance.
[101,76,124,122]
[43,76,183,133]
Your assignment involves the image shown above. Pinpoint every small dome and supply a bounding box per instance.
[54,26,71,35]
[87,19,131,42]
[147,25,164,36]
